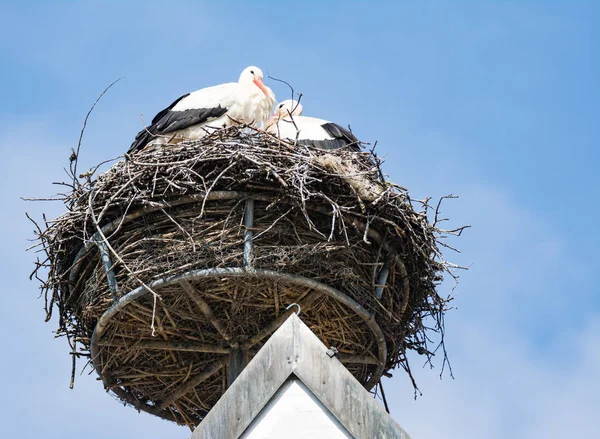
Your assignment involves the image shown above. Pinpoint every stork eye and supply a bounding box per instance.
[250,70,255,75]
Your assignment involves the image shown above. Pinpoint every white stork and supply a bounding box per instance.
[268,100,383,201]
[129,66,276,153]
[266,99,361,151]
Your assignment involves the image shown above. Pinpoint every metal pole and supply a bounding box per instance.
[94,236,119,300]
[375,255,390,299]
[243,199,254,268]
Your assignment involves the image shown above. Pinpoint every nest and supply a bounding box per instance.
[30,127,465,428]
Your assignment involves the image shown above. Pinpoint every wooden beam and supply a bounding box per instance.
[179,280,231,343]
[158,361,225,411]
[228,345,249,387]
[338,354,380,365]
[97,339,230,354]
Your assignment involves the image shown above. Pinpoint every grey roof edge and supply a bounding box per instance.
[190,314,411,439]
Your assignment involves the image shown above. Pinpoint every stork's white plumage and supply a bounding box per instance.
[129,66,276,153]
[266,100,360,151]
[267,100,382,201]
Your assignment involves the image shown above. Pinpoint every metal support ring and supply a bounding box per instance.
[89,267,388,423]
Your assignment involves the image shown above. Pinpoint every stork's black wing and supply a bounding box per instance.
[128,93,228,153]
[298,122,361,152]
[151,93,190,124]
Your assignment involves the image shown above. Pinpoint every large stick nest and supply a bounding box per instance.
[30,127,465,428]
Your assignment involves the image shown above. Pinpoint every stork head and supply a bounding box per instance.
[266,99,303,129]
[273,99,303,118]
[239,66,273,98]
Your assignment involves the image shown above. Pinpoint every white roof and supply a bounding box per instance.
[190,314,411,439]
[241,378,352,438]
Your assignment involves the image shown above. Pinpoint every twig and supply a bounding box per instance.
[70,77,123,189]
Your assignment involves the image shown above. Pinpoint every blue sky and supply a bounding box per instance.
[1,1,598,437]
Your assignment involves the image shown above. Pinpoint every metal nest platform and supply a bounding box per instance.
[30,127,465,428]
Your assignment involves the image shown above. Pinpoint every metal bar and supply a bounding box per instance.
[90,267,388,391]
[245,291,322,347]
[243,199,255,268]
[375,255,390,299]
[94,236,119,300]
[227,345,249,387]
[158,360,225,411]
[96,339,231,354]
[179,280,231,343]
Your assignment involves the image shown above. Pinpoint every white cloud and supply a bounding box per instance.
[384,181,599,439]
[387,314,600,439]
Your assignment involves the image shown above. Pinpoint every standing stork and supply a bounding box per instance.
[128,66,276,153]
[266,99,360,151]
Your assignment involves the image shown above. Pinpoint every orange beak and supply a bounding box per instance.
[266,114,278,126]
[253,77,269,96]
